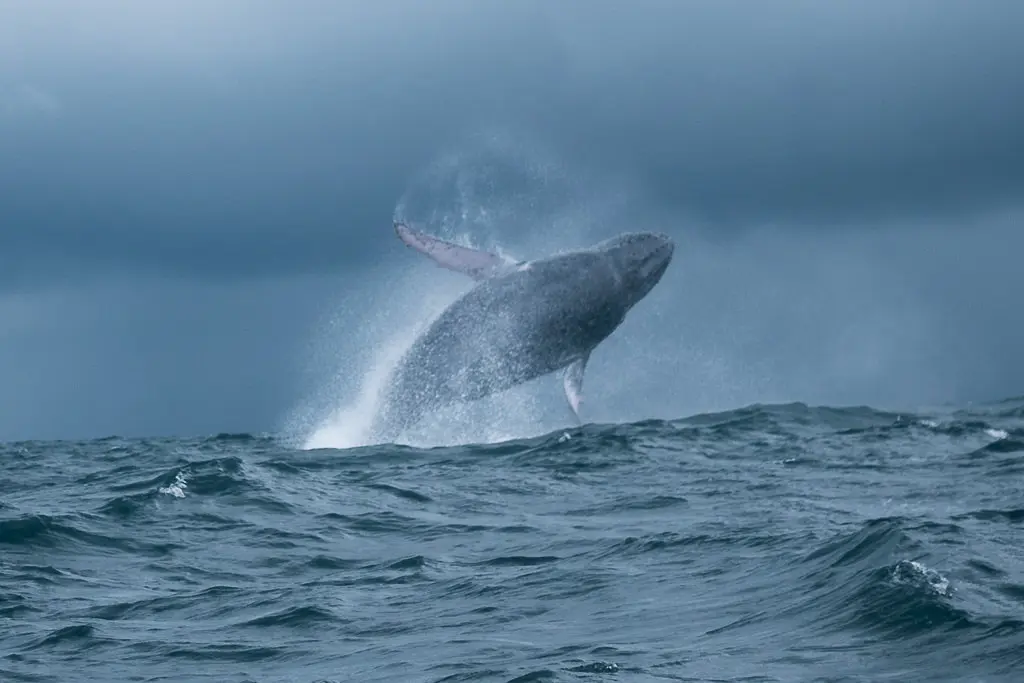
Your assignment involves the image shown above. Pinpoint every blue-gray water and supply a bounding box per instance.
[3,399,1023,682]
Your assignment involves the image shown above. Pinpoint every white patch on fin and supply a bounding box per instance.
[562,353,589,422]
[394,221,520,280]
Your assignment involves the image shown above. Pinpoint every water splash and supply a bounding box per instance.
[296,307,566,451]
[159,470,189,498]
[285,265,464,451]
[286,130,631,450]
[299,329,420,451]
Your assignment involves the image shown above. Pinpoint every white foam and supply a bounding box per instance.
[891,559,952,597]
[985,428,1009,440]
[159,471,189,498]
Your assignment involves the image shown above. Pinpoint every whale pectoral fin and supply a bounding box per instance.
[562,353,589,423]
[394,221,518,280]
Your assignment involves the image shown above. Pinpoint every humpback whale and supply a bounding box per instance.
[371,221,674,442]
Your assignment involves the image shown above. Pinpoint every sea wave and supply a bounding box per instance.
[2,399,1023,681]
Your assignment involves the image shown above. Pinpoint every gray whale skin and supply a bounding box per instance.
[371,221,674,441]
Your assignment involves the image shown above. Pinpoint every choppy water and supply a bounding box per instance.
[3,399,1024,682]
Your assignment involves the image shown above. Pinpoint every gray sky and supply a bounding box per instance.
[1,0,1022,441]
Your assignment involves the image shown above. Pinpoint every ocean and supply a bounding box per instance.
[2,398,1023,682]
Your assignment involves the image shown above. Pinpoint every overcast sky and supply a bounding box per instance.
[1,0,1022,442]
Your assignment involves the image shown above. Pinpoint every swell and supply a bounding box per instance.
[2,397,1023,682]
[0,513,181,556]
[695,516,1024,677]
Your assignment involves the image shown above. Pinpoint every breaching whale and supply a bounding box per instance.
[370,221,674,442]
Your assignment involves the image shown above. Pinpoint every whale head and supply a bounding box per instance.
[597,231,675,308]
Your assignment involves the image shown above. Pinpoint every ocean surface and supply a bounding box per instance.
[3,398,1023,683]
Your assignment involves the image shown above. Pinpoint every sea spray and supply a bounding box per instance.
[300,327,423,451]
[285,264,467,450]
[286,130,648,449]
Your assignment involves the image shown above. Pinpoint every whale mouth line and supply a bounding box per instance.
[641,242,673,278]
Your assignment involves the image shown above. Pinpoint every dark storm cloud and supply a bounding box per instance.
[2,0,1022,283]
[0,0,561,284]
[1,1,1023,441]
[541,1,1024,226]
